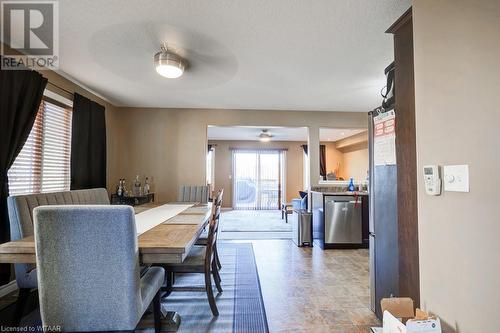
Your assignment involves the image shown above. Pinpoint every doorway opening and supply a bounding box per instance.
[207,125,309,239]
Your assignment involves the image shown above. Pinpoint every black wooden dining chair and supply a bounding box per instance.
[160,190,223,316]
[196,189,223,270]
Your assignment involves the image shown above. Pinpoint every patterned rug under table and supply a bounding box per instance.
[139,242,269,333]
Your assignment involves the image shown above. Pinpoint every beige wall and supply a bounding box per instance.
[342,148,368,180]
[110,108,367,202]
[413,1,500,332]
[208,140,305,207]
[104,108,179,200]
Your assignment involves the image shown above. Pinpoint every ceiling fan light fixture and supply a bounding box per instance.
[259,129,273,142]
[154,45,186,79]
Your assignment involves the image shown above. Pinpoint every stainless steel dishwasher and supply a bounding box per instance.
[324,196,362,244]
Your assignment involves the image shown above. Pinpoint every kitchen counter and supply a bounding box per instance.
[311,190,369,196]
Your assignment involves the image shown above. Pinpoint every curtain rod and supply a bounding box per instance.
[46,81,74,97]
[229,147,288,151]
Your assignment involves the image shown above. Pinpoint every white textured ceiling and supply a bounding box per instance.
[208,126,365,142]
[56,0,410,110]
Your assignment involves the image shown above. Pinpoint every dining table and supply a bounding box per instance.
[0,201,213,332]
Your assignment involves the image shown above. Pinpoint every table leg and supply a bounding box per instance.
[159,281,181,332]
[160,310,181,332]
[137,300,181,332]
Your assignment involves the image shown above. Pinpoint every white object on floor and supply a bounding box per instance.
[135,204,192,235]
[382,311,442,333]
[383,311,407,333]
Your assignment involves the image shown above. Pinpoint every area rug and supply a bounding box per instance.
[0,243,269,333]
[145,242,270,333]
[220,210,292,232]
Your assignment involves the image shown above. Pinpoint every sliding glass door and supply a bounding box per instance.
[232,149,285,210]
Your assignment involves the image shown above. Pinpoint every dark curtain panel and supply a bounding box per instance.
[71,93,106,190]
[301,144,326,179]
[320,145,326,180]
[0,61,47,284]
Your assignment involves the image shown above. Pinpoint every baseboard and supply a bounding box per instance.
[0,280,18,298]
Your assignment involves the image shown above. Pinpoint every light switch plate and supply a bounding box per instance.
[443,165,469,192]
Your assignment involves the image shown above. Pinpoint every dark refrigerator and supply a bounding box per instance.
[368,110,399,319]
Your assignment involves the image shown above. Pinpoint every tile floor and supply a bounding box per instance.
[245,239,379,333]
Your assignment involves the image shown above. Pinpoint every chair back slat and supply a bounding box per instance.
[178,185,209,203]
[205,189,223,265]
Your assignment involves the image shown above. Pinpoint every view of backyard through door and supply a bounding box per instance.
[232,149,284,210]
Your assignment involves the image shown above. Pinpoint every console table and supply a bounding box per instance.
[111,193,155,206]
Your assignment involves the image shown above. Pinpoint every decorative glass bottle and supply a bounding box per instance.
[117,179,124,197]
[133,175,142,196]
[144,177,150,195]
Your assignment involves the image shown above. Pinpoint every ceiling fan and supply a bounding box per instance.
[259,129,273,142]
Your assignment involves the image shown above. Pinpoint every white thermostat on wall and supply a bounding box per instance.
[423,165,441,196]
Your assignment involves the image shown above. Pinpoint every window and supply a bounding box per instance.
[8,99,72,195]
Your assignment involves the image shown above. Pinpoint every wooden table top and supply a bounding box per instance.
[0,202,212,264]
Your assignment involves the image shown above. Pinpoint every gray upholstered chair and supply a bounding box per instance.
[7,188,110,322]
[178,185,210,203]
[34,205,164,332]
